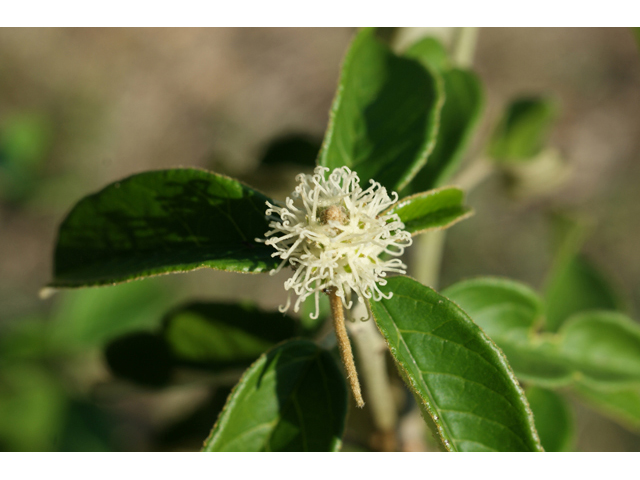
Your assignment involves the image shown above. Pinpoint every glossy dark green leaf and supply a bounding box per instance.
[368,276,542,452]
[573,382,640,432]
[488,97,558,163]
[525,387,574,452]
[318,28,442,193]
[445,278,640,388]
[203,340,347,452]
[385,187,472,235]
[162,302,298,369]
[545,255,623,332]
[50,168,279,288]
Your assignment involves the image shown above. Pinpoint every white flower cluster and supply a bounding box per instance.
[260,166,412,319]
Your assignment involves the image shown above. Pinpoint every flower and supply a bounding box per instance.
[259,166,412,319]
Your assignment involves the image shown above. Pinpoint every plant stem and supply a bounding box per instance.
[452,27,479,69]
[328,288,364,408]
[348,307,397,432]
[414,230,447,289]
[453,156,493,192]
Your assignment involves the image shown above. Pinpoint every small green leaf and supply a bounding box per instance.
[545,255,623,332]
[163,302,298,369]
[385,187,472,235]
[559,312,640,385]
[525,387,574,452]
[443,278,572,386]
[203,340,347,452]
[488,97,558,163]
[445,278,640,388]
[573,382,640,432]
[404,37,451,72]
[368,276,542,452]
[319,28,442,192]
[50,168,279,288]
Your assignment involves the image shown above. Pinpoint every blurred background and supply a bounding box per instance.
[1,27,639,451]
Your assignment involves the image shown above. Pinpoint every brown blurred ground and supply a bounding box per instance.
[1,27,640,451]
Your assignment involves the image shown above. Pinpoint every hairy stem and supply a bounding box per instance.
[328,288,364,408]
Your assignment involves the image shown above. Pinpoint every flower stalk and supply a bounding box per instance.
[328,287,364,408]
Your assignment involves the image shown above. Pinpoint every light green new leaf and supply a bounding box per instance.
[203,340,347,452]
[50,168,279,288]
[385,187,472,235]
[544,213,624,331]
[545,255,623,332]
[488,97,558,163]
[573,381,640,432]
[525,387,574,452]
[318,28,442,193]
[443,277,572,386]
[444,278,640,388]
[559,312,640,385]
[163,302,298,368]
[369,276,542,452]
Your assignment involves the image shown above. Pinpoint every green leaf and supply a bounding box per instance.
[488,97,558,163]
[559,312,640,385]
[444,278,640,388]
[404,37,451,72]
[401,38,485,193]
[104,332,173,387]
[442,277,571,386]
[385,187,472,235]
[163,302,298,369]
[368,276,542,452]
[202,340,347,452]
[50,278,173,349]
[405,69,484,192]
[0,365,66,451]
[545,255,623,332]
[50,168,279,288]
[318,28,442,193]
[525,387,574,452]
[572,382,640,432]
